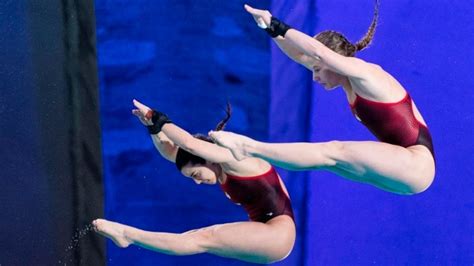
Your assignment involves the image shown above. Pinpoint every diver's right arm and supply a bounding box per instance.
[273,36,314,70]
[132,100,178,162]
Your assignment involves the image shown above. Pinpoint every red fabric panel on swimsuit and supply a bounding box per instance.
[350,93,425,148]
[220,167,294,223]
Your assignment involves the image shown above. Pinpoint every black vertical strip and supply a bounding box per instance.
[61,0,80,263]
[62,0,105,265]
[27,0,76,264]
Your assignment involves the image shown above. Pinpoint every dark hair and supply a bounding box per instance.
[314,0,379,57]
[175,103,232,171]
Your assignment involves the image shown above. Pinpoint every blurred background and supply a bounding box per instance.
[1,0,473,265]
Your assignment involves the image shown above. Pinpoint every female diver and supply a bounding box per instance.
[93,100,295,264]
[209,2,435,195]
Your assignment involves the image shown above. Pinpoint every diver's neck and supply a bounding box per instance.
[342,78,355,96]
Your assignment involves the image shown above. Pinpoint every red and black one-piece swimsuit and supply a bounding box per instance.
[350,92,434,158]
[220,167,294,223]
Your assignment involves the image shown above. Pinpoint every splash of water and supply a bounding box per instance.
[58,223,95,265]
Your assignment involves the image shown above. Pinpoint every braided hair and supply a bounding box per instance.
[175,103,232,170]
[314,0,379,57]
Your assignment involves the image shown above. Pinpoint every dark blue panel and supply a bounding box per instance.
[0,1,55,264]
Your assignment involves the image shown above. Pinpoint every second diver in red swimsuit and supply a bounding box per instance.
[93,100,296,264]
[209,3,435,195]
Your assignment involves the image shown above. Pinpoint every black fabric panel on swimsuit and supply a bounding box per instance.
[416,126,435,159]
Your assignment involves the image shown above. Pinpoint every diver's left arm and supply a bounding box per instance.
[161,123,237,164]
[132,99,237,164]
[283,29,374,79]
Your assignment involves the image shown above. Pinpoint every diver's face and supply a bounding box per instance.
[180,162,219,185]
[312,63,342,90]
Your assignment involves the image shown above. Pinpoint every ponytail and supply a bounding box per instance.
[215,102,232,131]
[354,0,379,51]
[175,102,233,170]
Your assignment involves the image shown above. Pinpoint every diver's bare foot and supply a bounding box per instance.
[208,131,255,161]
[92,219,133,248]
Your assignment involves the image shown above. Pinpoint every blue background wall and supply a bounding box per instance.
[96,0,473,265]
[0,1,54,263]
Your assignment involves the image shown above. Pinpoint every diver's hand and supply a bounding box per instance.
[244,4,272,29]
[132,99,153,126]
[132,99,172,135]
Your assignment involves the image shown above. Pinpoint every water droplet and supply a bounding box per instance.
[59,223,95,264]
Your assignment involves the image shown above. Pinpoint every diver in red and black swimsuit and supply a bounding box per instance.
[209,3,435,195]
[93,101,295,264]
[350,92,434,157]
